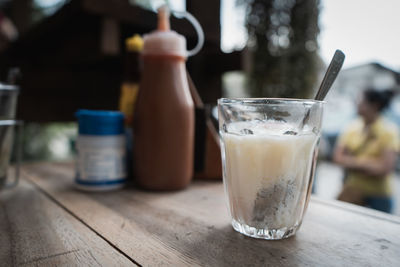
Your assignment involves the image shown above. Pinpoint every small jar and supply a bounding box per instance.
[75,110,127,191]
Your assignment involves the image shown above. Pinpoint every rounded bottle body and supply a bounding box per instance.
[134,56,194,190]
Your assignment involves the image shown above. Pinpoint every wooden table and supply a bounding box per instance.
[1,162,399,266]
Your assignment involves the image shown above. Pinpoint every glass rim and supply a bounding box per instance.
[0,120,23,126]
[0,84,19,91]
[218,97,325,105]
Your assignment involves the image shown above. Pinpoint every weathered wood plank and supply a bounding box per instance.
[23,162,400,266]
[0,177,136,266]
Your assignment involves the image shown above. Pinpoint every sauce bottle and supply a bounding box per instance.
[133,6,203,190]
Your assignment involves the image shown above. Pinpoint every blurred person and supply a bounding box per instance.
[333,88,399,213]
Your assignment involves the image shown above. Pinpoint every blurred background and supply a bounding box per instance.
[0,0,399,213]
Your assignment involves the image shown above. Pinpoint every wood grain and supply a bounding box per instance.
[0,177,136,266]
[22,162,400,266]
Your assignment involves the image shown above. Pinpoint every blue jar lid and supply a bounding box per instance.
[76,109,124,135]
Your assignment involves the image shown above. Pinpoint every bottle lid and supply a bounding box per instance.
[142,6,187,58]
[76,110,124,135]
[126,34,144,52]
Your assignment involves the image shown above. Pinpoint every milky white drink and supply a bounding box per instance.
[221,121,319,238]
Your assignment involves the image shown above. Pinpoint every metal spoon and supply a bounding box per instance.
[314,49,346,101]
[285,50,345,135]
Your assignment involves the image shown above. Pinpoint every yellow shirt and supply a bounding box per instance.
[337,117,399,196]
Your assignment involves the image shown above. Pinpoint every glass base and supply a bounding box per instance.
[231,219,299,240]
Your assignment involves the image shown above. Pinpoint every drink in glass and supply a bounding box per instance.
[218,98,323,240]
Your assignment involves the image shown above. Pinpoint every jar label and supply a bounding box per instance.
[76,146,126,185]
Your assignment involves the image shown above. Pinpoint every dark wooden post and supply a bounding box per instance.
[186,0,222,104]
[10,0,33,34]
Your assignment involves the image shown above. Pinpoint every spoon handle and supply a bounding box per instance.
[314,50,345,101]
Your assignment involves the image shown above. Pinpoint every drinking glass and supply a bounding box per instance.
[218,98,324,240]
[0,84,19,120]
[0,120,22,189]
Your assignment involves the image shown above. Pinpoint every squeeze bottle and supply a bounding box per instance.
[133,6,204,190]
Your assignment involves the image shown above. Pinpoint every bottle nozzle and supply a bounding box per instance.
[157,5,170,31]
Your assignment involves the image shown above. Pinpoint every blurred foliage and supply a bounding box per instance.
[238,0,321,98]
[130,0,171,11]
[17,123,77,162]
[131,0,154,10]
[32,0,68,22]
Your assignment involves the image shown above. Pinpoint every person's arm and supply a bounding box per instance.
[333,145,359,170]
[356,150,397,177]
[334,145,397,177]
